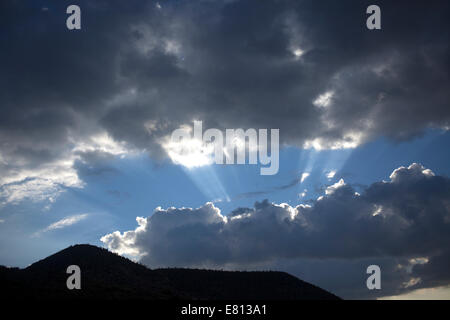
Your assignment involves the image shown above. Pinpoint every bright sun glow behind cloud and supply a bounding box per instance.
[162,136,215,169]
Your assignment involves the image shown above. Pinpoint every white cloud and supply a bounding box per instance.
[313,91,334,108]
[100,216,148,257]
[0,132,136,207]
[300,172,310,183]
[299,189,307,198]
[34,213,88,237]
[372,205,383,216]
[0,162,83,207]
[303,131,363,150]
[71,132,132,157]
[326,170,337,179]
[325,178,345,195]
[45,214,88,231]
[389,163,435,182]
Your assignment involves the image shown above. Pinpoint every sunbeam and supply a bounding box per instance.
[181,165,230,204]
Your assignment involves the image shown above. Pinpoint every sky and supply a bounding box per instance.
[0,0,449,300]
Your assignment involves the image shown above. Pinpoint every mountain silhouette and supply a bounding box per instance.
[0,244,340,300]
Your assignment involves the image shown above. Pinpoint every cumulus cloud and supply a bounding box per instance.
[102,164,450,298]
[324,178,345,195]
[1,0,449,203]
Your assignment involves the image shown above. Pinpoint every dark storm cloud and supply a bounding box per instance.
[2,1,448,297]
[0,0,171,202]
[72,150,120,177]
[0,1,155,169]
[101,163,450,298]
[1,0,449,181]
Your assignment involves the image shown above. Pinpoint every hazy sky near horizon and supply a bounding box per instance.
[0,0,449,299]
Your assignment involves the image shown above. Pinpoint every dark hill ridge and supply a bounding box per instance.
[0,244,340,300]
